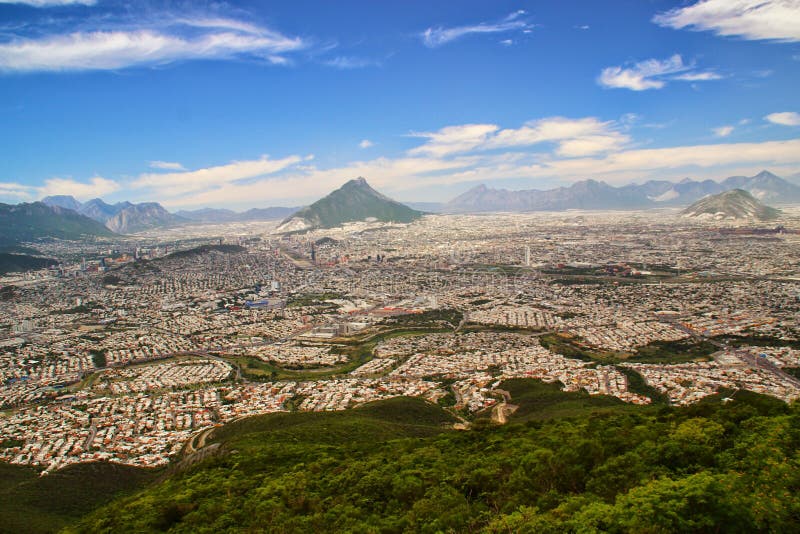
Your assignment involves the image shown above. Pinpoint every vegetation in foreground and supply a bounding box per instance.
[66,383,800,533]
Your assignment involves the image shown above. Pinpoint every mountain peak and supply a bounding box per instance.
[755,170,777,179]
[277,178,422,233]
[41,195,82,212]
[682,188,780,221]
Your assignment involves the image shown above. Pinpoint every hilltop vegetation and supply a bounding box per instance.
[0,253,57,275]
[0,462,156,534]
[68,385,800,533]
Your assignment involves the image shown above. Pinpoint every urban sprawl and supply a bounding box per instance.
[1,210,799,473]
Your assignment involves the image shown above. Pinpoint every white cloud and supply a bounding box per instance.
[38,176,119,200]
[133,154,303,199]
[765,111,800,126]
[0,0,95,6]
[166,154,479,208]
[170,137,800,206]
[598,54,722,91]
[149,161,185,171]
[672,71,723,81]
[409,124,500,157]
[0,21,306,72]
[324,56,379,69]
[713,125,734,137]
[499,39,513,46]
[421,11,530,47]
[654,0,800,43]
[410,117,630,158]
[359,139,373,149]
[0,181,34,201]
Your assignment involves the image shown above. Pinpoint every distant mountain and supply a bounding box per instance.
[0,202,114,246]
[446,179,648,212]
[42,195,82,211]
[79,198,133,223]
[175,208,240,223]
[277,177,423,233]
[406,201,445,213]
[39,196,178,233]
[682,189,781,221]
[444,171,800,213]
[239,206,300,221]
[177,206,299,223]
[105,203,185,234]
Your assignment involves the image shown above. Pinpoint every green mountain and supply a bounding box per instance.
[65,386,800,533]
[0,202,115,246]
[682,189,781,221]
[276,177,423,232]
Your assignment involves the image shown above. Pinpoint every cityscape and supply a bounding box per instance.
[1,0,800,532]
[2,205,799,473]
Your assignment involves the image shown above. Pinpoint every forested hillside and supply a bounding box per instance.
[68,384,800,533]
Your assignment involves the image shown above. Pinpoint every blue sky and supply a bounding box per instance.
[0,0,799,209]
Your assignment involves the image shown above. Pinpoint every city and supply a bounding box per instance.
[2,209,798,472]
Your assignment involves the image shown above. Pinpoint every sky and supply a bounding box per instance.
[0,0,799,210]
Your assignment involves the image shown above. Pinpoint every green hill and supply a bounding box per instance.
[65,386,800,533]
[0,202,114,247]
[277,178,423,232]
[0,253,58,274]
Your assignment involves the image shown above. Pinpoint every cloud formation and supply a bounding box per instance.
[421,11,531,47]
[38,176,119,199]
[713,125,734,137]
[654,0,800,43]
[410,117,630,158]
[598,54,720,91]
[149,161,185,171]
[133,154,304,199]
[324,56,379,69]
[359,139,374,149]
[765,111,800,126]
[0,17,306,72]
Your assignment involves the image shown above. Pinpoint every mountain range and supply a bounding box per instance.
[0,202,114,247]
[682,189,781,221]
[176,206,299,224]
[276,177,423,233]
[444,171,800,213]
[41,196,183,234]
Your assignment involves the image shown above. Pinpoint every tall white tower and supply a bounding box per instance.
[524,246,531,267]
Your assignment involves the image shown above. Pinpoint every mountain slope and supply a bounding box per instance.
[79,199,133,223]
[682,189,781,220]
[277,177,423,232]
[0,202,115,246]
[105,203,184,233]
[41,195,82,212]
[68,390,798,533]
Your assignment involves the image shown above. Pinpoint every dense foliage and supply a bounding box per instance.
[0,253,57,275]
[69,385,800,533]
